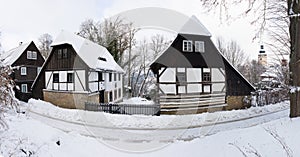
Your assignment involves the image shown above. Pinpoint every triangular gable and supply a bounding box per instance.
[51,30,124,73]
[1,42,32,65]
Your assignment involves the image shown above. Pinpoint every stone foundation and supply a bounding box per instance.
[43,90,99,109]
[226,96,251,110]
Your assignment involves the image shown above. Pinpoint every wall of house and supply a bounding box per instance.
[45,70,86,92]
[104,72,123,102]
[43,90,99,109]
[226,96,251,110]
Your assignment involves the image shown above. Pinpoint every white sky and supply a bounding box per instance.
[0,0,265,60]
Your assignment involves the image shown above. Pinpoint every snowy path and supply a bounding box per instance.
[27,100,290,143]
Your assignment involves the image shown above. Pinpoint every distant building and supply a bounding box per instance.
[32,31,124,109]
[258,45,267,66]
[1,41,45,102]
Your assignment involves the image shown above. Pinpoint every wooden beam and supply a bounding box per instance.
[75,70,86,91]
[158,67,167,78]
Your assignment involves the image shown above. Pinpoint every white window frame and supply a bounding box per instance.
[21,84,28,93]
[21,67,27,75]
[27,51,37,60]
[183,40,193,52]
[195,41,205,53]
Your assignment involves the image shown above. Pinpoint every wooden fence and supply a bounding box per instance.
[85,102,160,116]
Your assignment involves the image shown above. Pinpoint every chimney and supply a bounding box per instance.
[19,42,23,46]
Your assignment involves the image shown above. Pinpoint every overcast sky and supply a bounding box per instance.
[0,0,263,59]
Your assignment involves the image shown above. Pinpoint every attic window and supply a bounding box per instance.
[183,40,193,52]
[27,51,37,60]
[195,41,205,53]
[98,57,107,62]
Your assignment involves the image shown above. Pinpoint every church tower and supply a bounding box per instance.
[258,45,267,66]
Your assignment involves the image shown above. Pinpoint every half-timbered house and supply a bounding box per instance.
[1,41,45,102]
[150,16,255,114]
[32,31,124,109]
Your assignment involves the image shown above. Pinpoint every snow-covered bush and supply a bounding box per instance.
[0,62,19,129]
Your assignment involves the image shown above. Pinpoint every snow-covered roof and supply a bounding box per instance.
[51,30,124,73]
[261,70,278,78]
[1,42,31,65]
[179,15,211,36]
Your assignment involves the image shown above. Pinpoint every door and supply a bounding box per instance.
[99,90,105,103]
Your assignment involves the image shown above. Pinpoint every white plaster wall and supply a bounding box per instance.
[187,68,201,82]
[45,72,53,90]
[187,84,201,93]
[160,84,176,94]
[160,68,176,83]
[212,68,225,82]
[212,83,226,93]
[75,70,85,91]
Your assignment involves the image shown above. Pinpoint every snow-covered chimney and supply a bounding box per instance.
[19,42,23,46]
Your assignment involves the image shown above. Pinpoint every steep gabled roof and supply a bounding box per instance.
[51,30,124,73]
[1,42,32,65]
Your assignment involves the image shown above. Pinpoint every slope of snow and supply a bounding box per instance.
[0,42,31,65]
[0,102,300,157]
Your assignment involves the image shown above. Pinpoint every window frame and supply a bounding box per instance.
[58,49,62,59]
[109,73,112,82]
[27,51,37,60]
[21,67,27,76]
[195,41,205,53]
[202,72,211,82]
[67,73,74,83]
[53,73,59,83]
[21,84,28,93]
[183,40,193,52]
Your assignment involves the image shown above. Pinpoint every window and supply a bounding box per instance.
[21,67,27,75]
[109,92,113,102]
[183,40,193,52]
[98,72,103,81]
[21,84,27,93]
[109,73,112,82]
[118,74,121,81]
[203,72,211,82]
[118,88,121,98]
[58,49,62,59]
[195,41,205,53]
[53,73,59,83]
[37,67,42,75]
[62,48,68,59]
[67,73,74,83]
[27,51,37,60]
[114,73,117,81]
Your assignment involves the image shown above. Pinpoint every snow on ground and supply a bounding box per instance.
[0,100,298,157]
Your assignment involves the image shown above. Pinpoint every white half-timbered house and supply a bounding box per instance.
[150,16,255,114]
[32,31,124,109]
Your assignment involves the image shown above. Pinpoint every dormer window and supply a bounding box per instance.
[27,51,37,60]
[195,41,205,53]
[183,40,193,52]
[98,57,107,62]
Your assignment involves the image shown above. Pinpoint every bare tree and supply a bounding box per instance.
[78,18,138,64]
[200,0,300,118]
[216,37,248,68]
[38,33,53,59]
[149,34,171,60]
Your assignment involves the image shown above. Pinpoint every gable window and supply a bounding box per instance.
[21,84,27,93]
[58,49,62,59]
[203,72,211,82]
[21,67,27,75]
[183,40,193,52]
[195,41,205,53]
[62,48,68,59]
[53,73,59,83]
[67,73,74,83]
[27,51,37,60]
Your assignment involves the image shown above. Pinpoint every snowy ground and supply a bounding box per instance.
[0,100,299,157]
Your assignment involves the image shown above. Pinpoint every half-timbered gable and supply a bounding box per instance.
[150,16,255,114]
[32,30,124,109]
[1,41,45,102]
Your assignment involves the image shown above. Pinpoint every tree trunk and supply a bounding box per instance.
[289,0,300,118]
